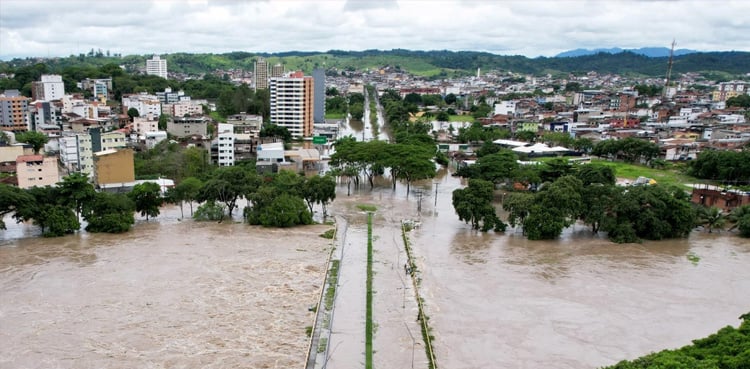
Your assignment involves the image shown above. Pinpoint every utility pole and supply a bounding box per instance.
[433,182,439,207]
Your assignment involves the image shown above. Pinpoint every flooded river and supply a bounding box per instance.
[0,207,332,369]
[2,170,749,368]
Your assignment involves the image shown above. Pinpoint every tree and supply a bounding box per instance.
[258,193,313,227]
[127,107,140,121]
[14,186,79,237]
[158,114,169,131]
[727,205,750,232]
[84,192,135,233]
[386,144,436,194]
[259,124,292,142]
[473,150,519,185]
[197,166,256,219]
[171,177,203,217]
[452,179,506,232]
[579,184,619,233]
[698,206,726,233]
[128,182,163,221]
[726,94,750,108]
[0,184,33,230]
[444,93,457,105]
[503,192,535,229]
[522,176,583,240]
[565,82,582,92]
[194,201,226,221]
[436,110,450,122]
[601,185,696,243]
[302,175,336,217]
[15,131,49,154]
[56,172,96,219]
[575,164,616,185]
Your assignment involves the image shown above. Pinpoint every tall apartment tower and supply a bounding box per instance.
[270,63,285,78]
[254,57,269,90]
[0,89,31,133]
[31,74,65,101]
[146,55,168,79]
[269,71,314,139]
[312,68,325,123]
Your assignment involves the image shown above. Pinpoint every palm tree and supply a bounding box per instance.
[727,205,750,231]
[699,206,726,233]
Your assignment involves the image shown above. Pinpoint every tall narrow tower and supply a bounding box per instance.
[663,40,676,98]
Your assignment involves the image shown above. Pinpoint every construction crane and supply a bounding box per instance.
[663,39,676,99]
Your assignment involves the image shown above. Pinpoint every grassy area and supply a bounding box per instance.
[357,204,378,212]
[590,159,705,188]
[209,111,227,123]
[365,212,374,369]
[532,156,710,188]
[319,228,335,239]
[324,259,340,311]
[324,112,346,120]
[448,114,474,122]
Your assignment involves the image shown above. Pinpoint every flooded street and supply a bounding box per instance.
[0,207,332,369]
[409,174,750,369]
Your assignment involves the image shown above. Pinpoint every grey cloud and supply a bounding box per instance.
[344,0,397,12]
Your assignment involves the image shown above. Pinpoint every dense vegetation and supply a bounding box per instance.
[602,313,750,369]
[453,147,702,242]
[3,49,749,79]
[688,150,750,184]
[0,173,135,236]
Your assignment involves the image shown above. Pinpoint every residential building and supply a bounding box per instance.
[94,149,135,186]
[59,132,94,176]
[271,63,285,78]
[165,100,203,117]
[214,123,235,166]
[79,78,113,101]
[29,101,62,130]
[494,101,517,116]
[712,81,748,101]
[122,93,162,117]
[89,127,127,152]
[145,131,167,149]
[269,72,314,138]
[156,87,189,104]
[166,116,209,138]
[226,113,263,136]
[31,74,65,101]
[132,114,159,135]
[15,155,58,189]
[146,55,168,79]
[256,141,287,173]
[312,68,325,123]
[254,57,269,90]
[0,90,31,133]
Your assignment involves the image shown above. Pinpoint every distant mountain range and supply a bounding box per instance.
[556,47,699,58]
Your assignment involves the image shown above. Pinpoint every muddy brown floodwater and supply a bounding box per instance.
[2,170,750,369]
[0,206,331,369]
[409,173,750,369]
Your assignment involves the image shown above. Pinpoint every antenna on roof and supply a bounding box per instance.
[663,39,676,99]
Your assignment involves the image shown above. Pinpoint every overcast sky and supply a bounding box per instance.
[1,0,748,60]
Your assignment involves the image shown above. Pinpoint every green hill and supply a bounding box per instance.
[2,49,749,79]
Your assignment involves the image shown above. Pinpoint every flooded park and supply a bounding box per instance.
[1,160,749,368]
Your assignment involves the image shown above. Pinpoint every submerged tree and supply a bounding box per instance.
[128,182,163,221]
[452,179,506,232]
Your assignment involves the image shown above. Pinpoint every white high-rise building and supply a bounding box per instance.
[216,123,235,166]
[269,71,314,139]
[146,55,168,79]
[32,74,65,101]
